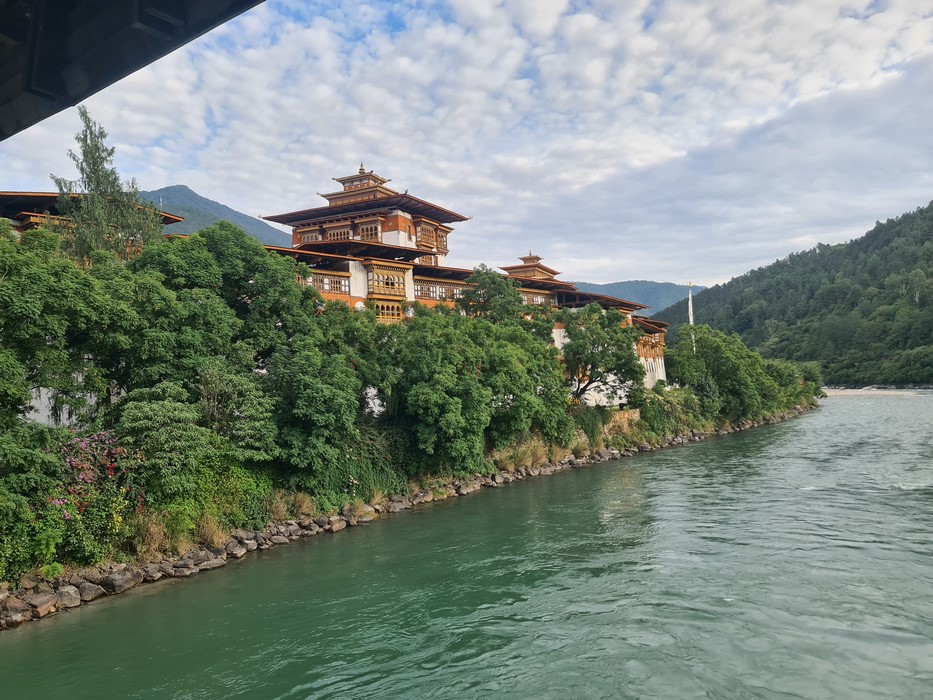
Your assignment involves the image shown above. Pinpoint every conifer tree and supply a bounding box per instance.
[51,106,163,264]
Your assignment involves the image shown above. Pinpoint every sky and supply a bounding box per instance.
[1,0,932,285]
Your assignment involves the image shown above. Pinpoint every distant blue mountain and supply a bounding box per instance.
[570,280,705,316]
[141,185,291,247]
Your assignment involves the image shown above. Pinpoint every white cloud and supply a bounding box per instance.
[1,0,931,286]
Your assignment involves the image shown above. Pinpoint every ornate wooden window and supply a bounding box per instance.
[359,222,381,241]
[414,279,466,301]
[415,283,439,300]
[375,302,404,323]
[521,292,554,306]
[296,225,322,242]
[368,270,406,296]
[307,272,350,295]
[416,225,436,247]
[327,227,352,241]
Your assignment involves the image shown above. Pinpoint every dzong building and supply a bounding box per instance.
[263,165,668,389]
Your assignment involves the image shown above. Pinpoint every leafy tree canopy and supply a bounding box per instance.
[557,303,645,402]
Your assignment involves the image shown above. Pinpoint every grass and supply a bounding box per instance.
[195,514,228,548]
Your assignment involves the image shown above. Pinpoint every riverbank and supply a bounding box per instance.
[0,403,815,632]
[822,387,933,396]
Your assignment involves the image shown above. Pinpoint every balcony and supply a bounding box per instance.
[416,226,436,248]
[368,272,406,297]
[375,302,404,324]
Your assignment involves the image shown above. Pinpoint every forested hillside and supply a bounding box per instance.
[572,280,703,314]
[656,202,933,385]
[140,185,291,246]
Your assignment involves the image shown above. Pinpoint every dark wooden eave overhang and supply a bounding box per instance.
[263,245,361,270]
[555,289,647,312]
[632,317,670,334]
[0,190,183,225]
[411,263,476,281]
[264,193,469,226]
[292,240,426,262]
[503,274,577,293]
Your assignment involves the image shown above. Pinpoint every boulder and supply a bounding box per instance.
[25,592,58,618]
[56,585,82,609]
[142,564,163,583]
[354,504,379,523]
[3,596,32,627]
[228,544,248,559]
[191,549,214,566]
[244,540,258,551]
[313,516,330,528]
[19,572,39,591]
[101,568,143,595]
[270,535,290,545]
[79,582,106,602]
[330,518,347,533]
[81,568,104,585]
[198,559,226,571]
[172,567,198,577]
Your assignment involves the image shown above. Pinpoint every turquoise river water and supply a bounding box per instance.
[1,391,932,699]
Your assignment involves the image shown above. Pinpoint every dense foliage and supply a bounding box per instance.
[656,203,933,385]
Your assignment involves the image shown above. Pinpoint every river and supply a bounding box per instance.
[2,391,931,699]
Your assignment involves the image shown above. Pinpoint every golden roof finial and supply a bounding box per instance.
[359,162,365,174]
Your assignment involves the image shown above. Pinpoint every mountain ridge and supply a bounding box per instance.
[570,280,704,316]
[654,201,933,385]
[141,185,291,246]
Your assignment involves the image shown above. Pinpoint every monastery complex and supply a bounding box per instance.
[262,165,668,388]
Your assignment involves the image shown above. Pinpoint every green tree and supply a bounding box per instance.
[381,310,493,475]
[456,264,525,325]
[557,303,645,402]
[667,325,780,422]
[0,227,122,424]
[51,106,163,264]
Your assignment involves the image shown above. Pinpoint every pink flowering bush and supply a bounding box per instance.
[35,431,139,565]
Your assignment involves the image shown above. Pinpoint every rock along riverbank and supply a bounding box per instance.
[0,405,814,632]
